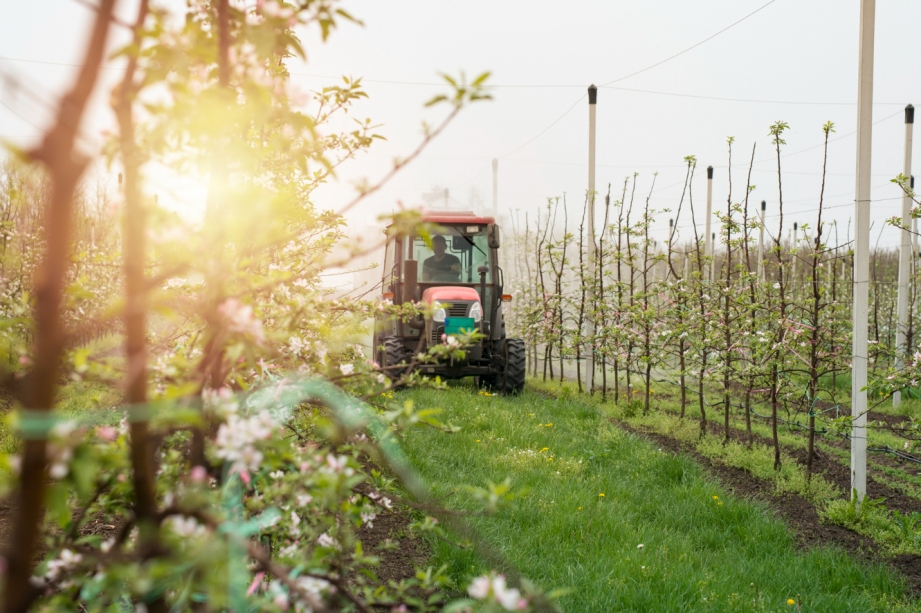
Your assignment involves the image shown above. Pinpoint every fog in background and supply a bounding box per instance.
[2,0,920,271]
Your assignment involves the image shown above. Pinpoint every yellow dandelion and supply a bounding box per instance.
[548,457,554,461]
[599,493,605,497]
[539,447,549,453]
[577,506,583,511]
[476,439,481,443]
[712,495,719,500]
[787,599,796,606]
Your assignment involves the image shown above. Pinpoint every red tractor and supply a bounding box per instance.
[374,211,526,394]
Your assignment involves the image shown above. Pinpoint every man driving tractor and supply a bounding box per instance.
[422,235,461,281]
[375,211,525,394]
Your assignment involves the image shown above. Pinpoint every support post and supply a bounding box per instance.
[895,104,914,407]
[706,166,714,280]
[585,85,597,393]
[851,0,876,503]
[492,158,498,217]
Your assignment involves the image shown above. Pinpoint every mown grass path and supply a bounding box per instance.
[399,384,914,612]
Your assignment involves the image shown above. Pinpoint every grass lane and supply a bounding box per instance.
[399,383,914,612]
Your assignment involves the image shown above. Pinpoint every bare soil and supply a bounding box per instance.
[356,507,429,584]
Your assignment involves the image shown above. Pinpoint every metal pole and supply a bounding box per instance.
[851,0,876,503]
[895,105,914,408]
[585,85,597,393]
[706,166,713,280]
[492,158,498,217]
[758,200,766,280]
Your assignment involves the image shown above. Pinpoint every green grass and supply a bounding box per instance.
[398,382,915,612]
[591,375,921,504]
[0,334,124,454]
[0,380,122,455]
[541,377,921,556]
[824,497,921,556]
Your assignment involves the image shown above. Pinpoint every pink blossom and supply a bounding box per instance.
[190,465,208,483]
[95,426,118,442]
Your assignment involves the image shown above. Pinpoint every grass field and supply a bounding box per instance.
[399,382,915,612]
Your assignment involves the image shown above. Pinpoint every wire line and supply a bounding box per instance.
[599,0,778,86]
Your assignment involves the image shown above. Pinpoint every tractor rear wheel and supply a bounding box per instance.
[483,338,526,395]
[504,338,526,395]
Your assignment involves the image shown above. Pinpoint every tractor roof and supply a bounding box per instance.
[421,210,495,225]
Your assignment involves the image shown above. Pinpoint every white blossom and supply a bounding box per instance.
[44,549,82,581]
[316,532,340,550]
[166,515,205,539]
[218,298,265,343]
[214,410,278,474]
[467,574,526,611]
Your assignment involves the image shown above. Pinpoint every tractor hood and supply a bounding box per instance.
[421,286,481,306]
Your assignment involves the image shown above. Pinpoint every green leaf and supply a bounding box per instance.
[424,94,448,108]
[46,482,71,529]
[70,449,97,499]
[471,71,492,87]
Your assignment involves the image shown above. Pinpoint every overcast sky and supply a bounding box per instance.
[1,0,919,248]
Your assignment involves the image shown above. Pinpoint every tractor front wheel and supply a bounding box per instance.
[383,336,411,380]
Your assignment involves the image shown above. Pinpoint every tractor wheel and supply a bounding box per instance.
[483,338,526,395]
[383,336,410,379]
[504,338,526,395]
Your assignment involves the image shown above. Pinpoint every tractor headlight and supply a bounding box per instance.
[433,307,446,323]
[469,302,482,323]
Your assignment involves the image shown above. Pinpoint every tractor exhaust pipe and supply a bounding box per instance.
[404,259,424,329]
[404,259,418,304]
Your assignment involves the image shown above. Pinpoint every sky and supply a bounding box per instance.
[1,0,919,249]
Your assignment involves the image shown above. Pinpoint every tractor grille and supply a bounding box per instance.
[432,301,472,345]
[446,303,470,318]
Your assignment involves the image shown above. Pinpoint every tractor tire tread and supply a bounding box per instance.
[505,338,526,395]
[383,336,410,378]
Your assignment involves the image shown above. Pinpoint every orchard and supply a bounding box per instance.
[0,1,920,612]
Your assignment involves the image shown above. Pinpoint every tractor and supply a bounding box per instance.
[373,210,526,394]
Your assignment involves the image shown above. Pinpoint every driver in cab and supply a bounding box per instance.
[422,235,461,281]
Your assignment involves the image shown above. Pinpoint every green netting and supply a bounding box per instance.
[10,376,547,609]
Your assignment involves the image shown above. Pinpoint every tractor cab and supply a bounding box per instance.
[374,211,525,393]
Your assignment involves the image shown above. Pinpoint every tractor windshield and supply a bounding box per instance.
[411,227,491,284]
